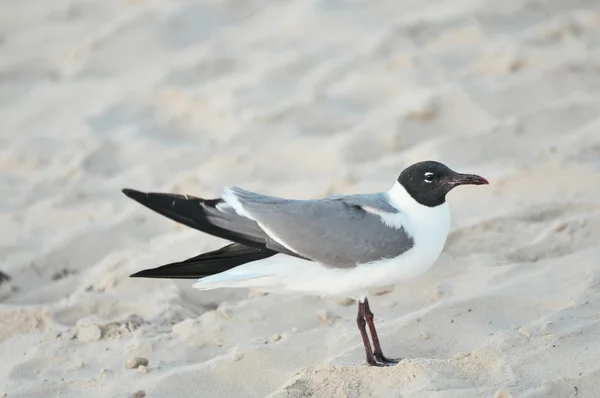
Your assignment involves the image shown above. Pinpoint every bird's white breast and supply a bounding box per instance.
[360,182,451,286]
[387,181,451,246]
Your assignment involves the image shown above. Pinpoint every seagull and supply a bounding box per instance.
[122,160,488,366]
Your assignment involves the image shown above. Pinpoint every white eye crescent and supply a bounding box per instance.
[424,172,434,183]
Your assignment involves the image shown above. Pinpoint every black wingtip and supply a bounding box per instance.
[129,267,205,280]
[129,268,176,279]
[128,243,279,280]
[122,188,145,199]
[129,269,151,278]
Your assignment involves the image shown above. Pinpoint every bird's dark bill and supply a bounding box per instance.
[450,173,489,186]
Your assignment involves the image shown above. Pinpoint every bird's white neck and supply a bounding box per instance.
[386,182,451,239]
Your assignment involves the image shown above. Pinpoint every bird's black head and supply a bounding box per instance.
[398,161,488,207]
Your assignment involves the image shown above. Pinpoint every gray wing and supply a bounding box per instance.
[121,189,308,260]
[226,188,415,268]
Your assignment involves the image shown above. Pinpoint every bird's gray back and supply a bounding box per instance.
[228,188,415,268]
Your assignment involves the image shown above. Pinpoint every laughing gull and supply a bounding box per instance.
[122,160,488,366]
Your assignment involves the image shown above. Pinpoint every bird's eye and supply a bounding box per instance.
[424,172,434,183]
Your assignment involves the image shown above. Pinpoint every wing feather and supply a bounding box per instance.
[224,188,415,268]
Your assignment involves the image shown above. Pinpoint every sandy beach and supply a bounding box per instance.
[2,0,600,396]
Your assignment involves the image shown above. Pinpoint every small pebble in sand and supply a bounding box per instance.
[420,332,430,340]
[125,357,149,369]
[318,310,336,325]
[99,369,112,379]
[516,326,531,338]
[59,329,77,340]
[76,323,102,342]
[494,389,512,398]
[232,351,244,362]
[138,365,149,374]
[217,308,231,320]
[553,222,568,233]
[130,391,146,398]
[335,297,354,306]
[271,334,282,342]
[406,95,440,122]
[430,285,444,301]
[73,360,84,369]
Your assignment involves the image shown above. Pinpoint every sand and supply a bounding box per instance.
[2,0,600,397]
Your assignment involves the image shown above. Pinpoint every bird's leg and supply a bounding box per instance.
[363,298,401,364]
[356,300,378,366]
